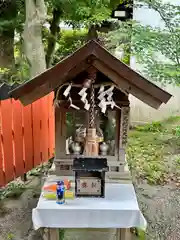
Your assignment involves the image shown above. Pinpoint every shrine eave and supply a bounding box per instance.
[9,40,172,109]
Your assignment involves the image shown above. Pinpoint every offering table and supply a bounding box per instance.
[32,177,146,240]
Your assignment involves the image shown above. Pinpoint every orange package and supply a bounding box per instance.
[43,180,71,192]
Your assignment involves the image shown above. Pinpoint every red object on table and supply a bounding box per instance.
[43,180,71,191]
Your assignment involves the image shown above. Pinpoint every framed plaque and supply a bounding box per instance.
[77,177,101,196]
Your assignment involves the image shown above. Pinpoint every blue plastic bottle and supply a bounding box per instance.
[56,181,65,204]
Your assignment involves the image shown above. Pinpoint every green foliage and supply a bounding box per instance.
[66,112,75,139]
[105,0,180,85]
[137,229,146,240]
[175,157,180,169]
[127,116,180,185]
[51,0,116,26]
[131,21,180,85]
[52,29,88,64]
[131,228,146,240]
[135,121,164,133]
[103,118,116,142]
[7,233,15,240]
[0,0,119,82]
[162,116,180,125]
[46,0,119,30]
[127,131,167,184]
[44,0,119,66]
[0,181,26,200]
[59,229,65,240]
[0,47,30,84]
[0,0,25,33]
[173,126,180,137]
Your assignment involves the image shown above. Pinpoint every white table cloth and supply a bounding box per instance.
[32,180,146,230]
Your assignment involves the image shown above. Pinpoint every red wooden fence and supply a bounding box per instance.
[0,93,55,187]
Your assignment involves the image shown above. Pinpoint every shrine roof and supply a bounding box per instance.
[10,40,172,108]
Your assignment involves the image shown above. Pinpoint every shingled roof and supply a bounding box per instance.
[10,40,172,108]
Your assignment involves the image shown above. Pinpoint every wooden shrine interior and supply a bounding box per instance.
[54,70,129,158]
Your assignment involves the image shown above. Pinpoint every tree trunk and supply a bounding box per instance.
[23,0,47,78]
[0,32,15,68]
[46,8,62,68]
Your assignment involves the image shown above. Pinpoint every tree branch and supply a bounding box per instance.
[148,0,180,65]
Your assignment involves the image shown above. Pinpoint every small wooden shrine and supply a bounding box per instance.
[10,40,172,183]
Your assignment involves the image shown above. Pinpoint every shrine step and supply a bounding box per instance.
[53,157,131,180]
[106,171,131,180]
[54,159,126,170]
[105,179,132,184]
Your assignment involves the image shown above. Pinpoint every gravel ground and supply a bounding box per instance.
[136,184,180,240]
[0,178,180,240]
[0,177,41,240]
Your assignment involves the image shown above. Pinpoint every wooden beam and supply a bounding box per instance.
[10,41,96,100]
[93,59,161,109]
[19,60,91,106]
[62,82,119,88]
[11,40,172,109]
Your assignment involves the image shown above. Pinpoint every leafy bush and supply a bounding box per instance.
[53,29,88,65]
[0,181,26,200]
[173,126,180,137]
[135,121,164,133]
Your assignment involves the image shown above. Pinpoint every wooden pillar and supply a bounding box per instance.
[55,107,66,159]
[116,228,135,240]
[119,106,130,149]
[115,109,121,157]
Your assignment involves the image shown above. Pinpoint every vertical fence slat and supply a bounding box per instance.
[0,95,55,186]
[32,99,41,166]
[40,96,49,163]
[0,140,4,187]
[0,101,5,186]
[1,99,14,183]
[23,104,34,172]
[12,100,24,177]
[0,145,4,187]
[48,93,55,158]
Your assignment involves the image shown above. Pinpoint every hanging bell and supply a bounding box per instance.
[83,78,92,88]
